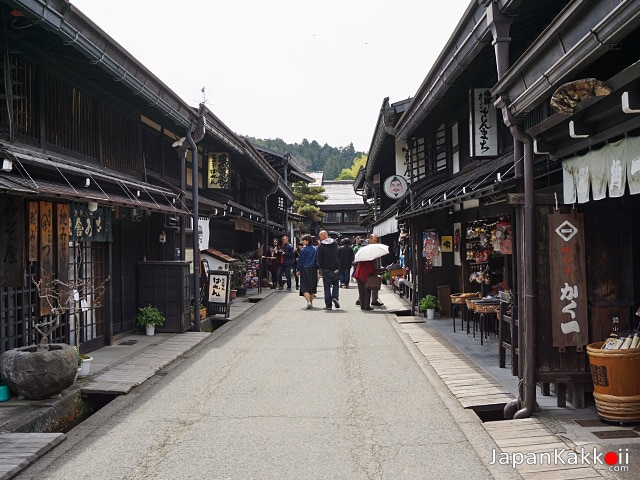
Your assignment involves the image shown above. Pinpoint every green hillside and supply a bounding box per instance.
[248,137,365,180]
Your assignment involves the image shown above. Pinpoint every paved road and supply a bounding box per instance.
[17,285,517,480]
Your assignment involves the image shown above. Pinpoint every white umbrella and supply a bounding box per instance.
[354,243,389,262]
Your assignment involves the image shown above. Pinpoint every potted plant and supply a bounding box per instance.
[191,303,207,320]
[381,271,391,285]
[419,294,440,320]
[229,258,247,296]
[135,304,166,336]
[74,345,93,378]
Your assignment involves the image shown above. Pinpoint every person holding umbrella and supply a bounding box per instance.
[353,234,389,311]
[368,234,385,307]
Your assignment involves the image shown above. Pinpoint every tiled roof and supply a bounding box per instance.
[320,180,363,206]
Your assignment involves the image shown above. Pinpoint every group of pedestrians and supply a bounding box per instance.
[264,235,296,291]
[288,231,385,311]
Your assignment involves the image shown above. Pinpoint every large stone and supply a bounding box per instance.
[0,344,77,400]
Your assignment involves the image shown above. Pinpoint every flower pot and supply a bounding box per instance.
[426,309,435,320]
[145,324,155,336]
[0,383,10,402]
[77,356,93,378]
[230,289,237,300]
[200,307,207,319]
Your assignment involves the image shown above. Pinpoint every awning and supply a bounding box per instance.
[398,154,518,220]
[1,174,188,214]
[373,215,398,237]
[1,144,188,214]
[562,135,640,204]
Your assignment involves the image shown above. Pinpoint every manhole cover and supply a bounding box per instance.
[592,430,639,439]
[574,419,607,427]
[118,340,138,345]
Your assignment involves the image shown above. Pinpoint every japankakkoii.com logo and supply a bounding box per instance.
[489,447,630,472]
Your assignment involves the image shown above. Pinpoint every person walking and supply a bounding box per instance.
[293,242,301,290]
[367,233,385,306]
[353,256,376,311]
[351,236,362,283]
[296,234,318,309]
[263,238,280,289]
[316,230,340,310]
[277,234,295,291]
[338,238,355,288]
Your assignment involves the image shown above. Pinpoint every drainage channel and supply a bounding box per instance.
[58,392,120,433]
[470,403,511,422]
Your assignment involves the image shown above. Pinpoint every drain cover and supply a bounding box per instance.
[118,340,138,345]
[592,430,639,439]
[574,419,607,427]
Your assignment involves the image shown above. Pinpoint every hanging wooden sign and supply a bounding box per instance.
[39,201,54,316]
[0,197,24,286]
[28,201,38,262]
[548,212,588,351]
[56,204,70,285]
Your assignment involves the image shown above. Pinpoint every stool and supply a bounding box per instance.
[466,299,478,337]
[476,303,499,346]
[451,293,479,333]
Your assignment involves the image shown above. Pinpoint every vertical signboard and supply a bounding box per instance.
[57,204,70,285]
[207,152,230,190]
[208,270,231,318]
[39,201,54,315]
[548,212,588,351]
[28,201,38,262]
[0,196,24,286]
[470,88,498,157]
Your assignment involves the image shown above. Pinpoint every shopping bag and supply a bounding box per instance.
[365,275,382,290]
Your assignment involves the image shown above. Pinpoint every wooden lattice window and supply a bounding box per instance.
[0,55,37,140]
[101,105,138,172]
[44,74,99,158]
[405,137,426,182]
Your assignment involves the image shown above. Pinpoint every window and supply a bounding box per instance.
[44,74,99,158]
[405,123,449,182]
[323,212,341,223]
[343,211,360,223]
[0,55,37,140]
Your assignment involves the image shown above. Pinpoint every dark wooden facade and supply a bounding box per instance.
[361,0,640,414]
[0,0,293,355]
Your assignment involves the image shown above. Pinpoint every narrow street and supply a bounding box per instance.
[16,285,517,480]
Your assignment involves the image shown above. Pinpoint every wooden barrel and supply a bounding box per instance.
[586,342,640,422]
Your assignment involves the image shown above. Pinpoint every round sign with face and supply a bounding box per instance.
[383,175,408,199]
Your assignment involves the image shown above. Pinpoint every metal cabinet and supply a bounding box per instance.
[138,261,191,333]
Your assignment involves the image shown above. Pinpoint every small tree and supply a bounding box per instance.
[32,273,110,348]
[293,181,327,231]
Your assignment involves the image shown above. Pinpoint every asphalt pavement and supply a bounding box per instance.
[1,281,638,479]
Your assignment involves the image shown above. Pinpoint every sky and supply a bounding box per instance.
[71,0,471,153]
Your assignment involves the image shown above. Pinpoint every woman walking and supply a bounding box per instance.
[296,234,318,309]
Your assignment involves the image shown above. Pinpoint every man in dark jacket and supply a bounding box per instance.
[338,238,355,288]
[317,230,340,309]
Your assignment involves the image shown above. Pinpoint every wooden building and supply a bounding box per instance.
[361,0,640,417]
[0,0,292,355]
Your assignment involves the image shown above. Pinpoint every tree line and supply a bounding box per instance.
[248,137,366,180]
